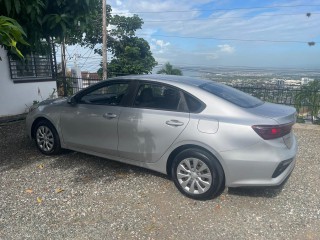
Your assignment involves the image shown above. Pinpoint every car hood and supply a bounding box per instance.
[246,102,297,125]
[39,97,68,106]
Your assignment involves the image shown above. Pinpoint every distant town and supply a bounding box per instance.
[197,68,320,88]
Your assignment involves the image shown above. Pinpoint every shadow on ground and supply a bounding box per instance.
[0,121,169,186]
[227,186,284,198]
[48,151,170,186]
[0,121,43,172]
[0,120,287,199]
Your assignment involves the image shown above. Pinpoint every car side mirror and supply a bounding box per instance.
[67,96,77,105]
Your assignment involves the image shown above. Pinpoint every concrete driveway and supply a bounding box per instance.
[0,121,319,239]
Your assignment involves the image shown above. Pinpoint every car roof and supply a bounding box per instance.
[108,74,212,87]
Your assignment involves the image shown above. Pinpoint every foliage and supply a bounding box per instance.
[97,36,157,77]
[0,0,98,54]
[296,117,305,123]
[294,80,320,123]
[42,0,98,40]
[68,2,111,47]
[56,76,74,96]
[0,0,157,77]
[157,62,183,76]
[0,16,28,59]
[92,11,157,77]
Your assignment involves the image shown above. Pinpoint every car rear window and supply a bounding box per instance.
[200,82,263,108]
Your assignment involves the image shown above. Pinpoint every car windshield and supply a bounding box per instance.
[200,82,263,108]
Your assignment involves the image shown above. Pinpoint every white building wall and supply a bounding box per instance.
[0,47,57,117]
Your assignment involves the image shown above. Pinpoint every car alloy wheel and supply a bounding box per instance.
[34,120,61,155]
[36,126,54,152]
[176,158,212,194]
[172,148,224,200]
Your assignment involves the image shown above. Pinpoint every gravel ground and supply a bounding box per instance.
[0,121,319,240]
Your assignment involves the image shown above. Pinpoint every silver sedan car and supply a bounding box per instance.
[26,75,297,200]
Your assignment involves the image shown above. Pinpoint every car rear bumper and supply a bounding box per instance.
[221,134,297,187]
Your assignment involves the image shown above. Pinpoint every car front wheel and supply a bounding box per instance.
[34,120,61,155]
[172,148,224,200]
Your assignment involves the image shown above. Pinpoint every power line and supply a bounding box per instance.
[70,45,80,59]
[80,48,94,69]
[139,34,316,44]
[111,4,320,15]
[142,12,320,23]
[77,56,103,59]
[83,11,320,24]
[65,47,72,60]
[79,48,95,58]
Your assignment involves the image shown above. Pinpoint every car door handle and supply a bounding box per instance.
[166,120,184,127]
[103,113,117,119]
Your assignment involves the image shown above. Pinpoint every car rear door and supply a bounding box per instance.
[60,80,131,156]
[117,82,190,163]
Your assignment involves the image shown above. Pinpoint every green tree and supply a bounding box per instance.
[73,5,157,77]
[0,0,97,54]
[157,62,183,76]
[105,15,157,77]
[0,16,28,59]
[0,0,157,77]
[294,80,320,123]
[66,1,112,47]
[98,36,157,77]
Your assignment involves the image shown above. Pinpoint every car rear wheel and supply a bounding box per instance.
[172,148,224,200]
[34,120,61,155]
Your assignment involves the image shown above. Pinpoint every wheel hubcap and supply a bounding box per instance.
[36,126,54,152]
[177,158,212,194]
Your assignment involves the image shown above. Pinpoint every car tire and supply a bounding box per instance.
[34,120,61,155]
[172,148,224,200]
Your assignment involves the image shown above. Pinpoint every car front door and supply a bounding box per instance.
[118,82,190,162]
[60,81,130,156]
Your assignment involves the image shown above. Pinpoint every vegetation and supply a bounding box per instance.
[0,0,97,54]
[157,62,183,76]
[80,8,157,77]
[294,80,320,123]
[107,15,157,77]
[0,16,28,59]
[0,0,157,77]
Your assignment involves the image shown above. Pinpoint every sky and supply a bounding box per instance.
[62,0,320,74]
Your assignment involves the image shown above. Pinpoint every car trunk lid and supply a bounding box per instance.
[247,102,296,125]
[248,102,296,149]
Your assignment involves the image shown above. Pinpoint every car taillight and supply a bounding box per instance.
[252,123,293,140]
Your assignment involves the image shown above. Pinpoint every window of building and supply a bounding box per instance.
[9,54,53,82]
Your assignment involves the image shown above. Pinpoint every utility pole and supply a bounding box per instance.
[102,0,107,79]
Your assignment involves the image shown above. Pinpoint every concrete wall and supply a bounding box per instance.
[0,47,57,117]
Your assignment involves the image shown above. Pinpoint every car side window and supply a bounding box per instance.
[79,82,129,106]
[184,93,204,113]
[134,83,183,111]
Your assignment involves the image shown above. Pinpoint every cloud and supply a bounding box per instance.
[155,39,170,48]
[107,0,320,68]
[218,44,235,53]
[150,39,171,53]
